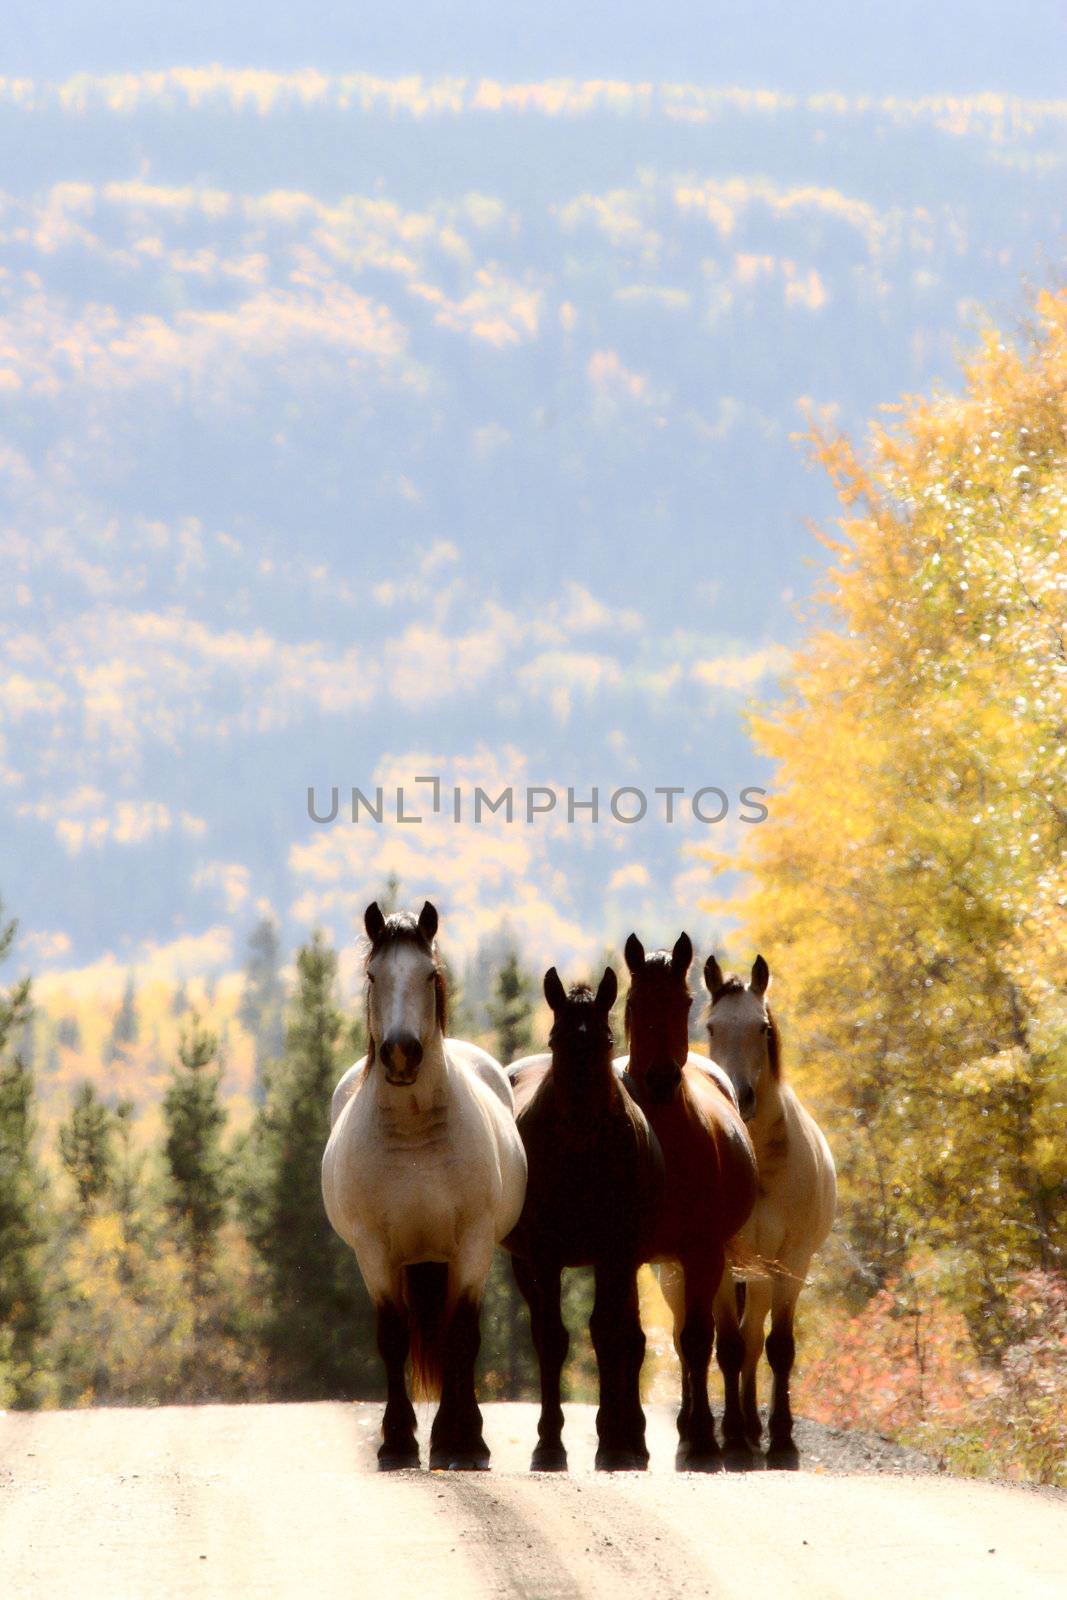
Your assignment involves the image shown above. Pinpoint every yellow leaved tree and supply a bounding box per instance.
[718,291,1066,1361]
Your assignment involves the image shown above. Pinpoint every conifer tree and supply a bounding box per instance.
[55,1015,81,1051]
[0,896,50,1405]
[162,1012,227,1292]
[238,918,287,1104]
[59,1083,117,1213]
[243,931,376,1396]
[489,949,534,1066]
[105,971,139,1063]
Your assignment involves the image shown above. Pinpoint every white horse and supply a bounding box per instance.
[321,900,527,1471]
[700,954,836,1463]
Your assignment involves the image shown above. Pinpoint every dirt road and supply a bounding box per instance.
[0,1402,1062,1599]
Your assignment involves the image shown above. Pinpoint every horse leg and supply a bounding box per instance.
[429,1291,489,1470]
[590,1261,647,1471]
[765,1276,802,1468]
[375,1295,419,1470]
[430,1239,494,1471]
[677,1255,722,1471]
[712,1268,750,1462]
[658,1261,692,1447]
[513,1254,569,1471]
[738,1276,772,1449]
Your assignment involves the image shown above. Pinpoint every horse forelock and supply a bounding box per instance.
[365,911,433,959]
[550,982,612,1041]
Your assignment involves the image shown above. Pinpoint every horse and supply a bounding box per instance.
[321,900,527,1471]
[505,966,663,1472]
[621,932,759,1469]
[703,954,836,1465]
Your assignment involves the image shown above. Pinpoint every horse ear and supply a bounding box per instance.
[364,902,385,943]
[750,954,770,996]
[596,967,618,1012]
[704,954,726,999]
[544,967,567,1012]
[417,900,438,944]
[671,932,693,976]
[624,933,645,974]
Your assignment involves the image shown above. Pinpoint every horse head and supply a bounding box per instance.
[703,953,779,1121]
[363,899,447,1086]
[623,931,693,1103]
[543,965,618,1105]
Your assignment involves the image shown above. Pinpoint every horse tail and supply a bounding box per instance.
[726,1236,773,1282]
[405,1262,449,1400]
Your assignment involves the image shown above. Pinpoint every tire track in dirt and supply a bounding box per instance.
[426,1472,719,1599]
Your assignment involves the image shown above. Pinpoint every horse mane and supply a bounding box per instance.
[707,972,783,1082]
[363,913,448,1064]
[623,949,690,1042]
[766,1009,782,1082]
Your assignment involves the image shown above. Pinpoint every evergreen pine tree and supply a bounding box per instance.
[489,949,534,1066]
[55,1015,81,1051]
[105,971,139,1063]
[59,1083,117,1213]
[243,931,376,1397]
[162,1012,227,1293]
[238,918,287,1105]
[0,896,50,1405]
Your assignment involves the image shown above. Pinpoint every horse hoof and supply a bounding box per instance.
[431,1450,490,1471]
[766,1443,799,1471]
[378,1449,420,1472]
[530,1445,568,1472]
[722,1443,758,1473]
[595,1448,647,1473]
[677,1443,722,1473]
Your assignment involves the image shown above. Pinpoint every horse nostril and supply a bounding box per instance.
[739,1087,756,1118]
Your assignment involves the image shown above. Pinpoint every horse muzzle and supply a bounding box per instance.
[737,1085,757,1121]
[380,1031,423,1086]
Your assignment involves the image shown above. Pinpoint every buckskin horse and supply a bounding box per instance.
[505,966,663,1471]
[322,901,527,1471]
[703,954,836,1465]
[621,932,759,1469]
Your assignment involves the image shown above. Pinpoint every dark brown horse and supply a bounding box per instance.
[622,931,759,1468]
[505,966,663,1471]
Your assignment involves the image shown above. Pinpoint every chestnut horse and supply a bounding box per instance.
[703,954,836,1465]
[505,967,663,1471]
[322,902,527,1470]
[621,932,758,1468]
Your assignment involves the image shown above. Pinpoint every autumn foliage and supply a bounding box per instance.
[723,289,1067,1482]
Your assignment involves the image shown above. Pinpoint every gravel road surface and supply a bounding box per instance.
[1,1402,1062,1599]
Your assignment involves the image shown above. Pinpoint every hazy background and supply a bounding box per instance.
[2,3,1065,999]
